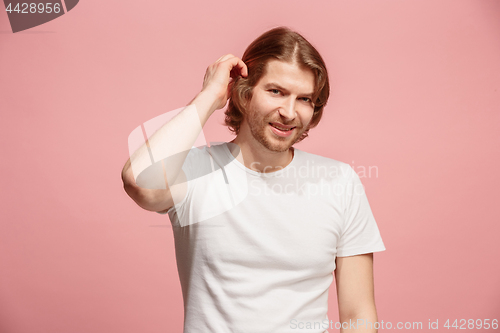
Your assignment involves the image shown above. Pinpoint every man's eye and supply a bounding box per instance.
[300,97,311,102]
[270,89,280,95]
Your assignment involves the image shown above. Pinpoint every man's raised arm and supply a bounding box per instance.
[121,54,248,213]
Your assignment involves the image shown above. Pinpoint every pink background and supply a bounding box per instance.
[1,0,499,332]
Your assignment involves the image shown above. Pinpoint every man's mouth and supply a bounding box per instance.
[269,122,296,131]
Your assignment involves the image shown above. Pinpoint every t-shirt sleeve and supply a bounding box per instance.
[336,165,386,257]
[156,146,210,215]
[163,145,238,227]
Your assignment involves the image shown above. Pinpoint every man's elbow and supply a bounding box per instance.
[121,164,149,209]
[122,176,173,213]
[339,306,378,332]
[122,178,144,206]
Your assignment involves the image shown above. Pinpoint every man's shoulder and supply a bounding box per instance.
[183,142,235,173]
[294,148,351,169]
[184,142,229,159]
[291,148,357,181]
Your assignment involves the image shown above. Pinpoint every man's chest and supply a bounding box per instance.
[177,190,343,275]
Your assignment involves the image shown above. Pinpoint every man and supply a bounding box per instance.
[122,27,385,333]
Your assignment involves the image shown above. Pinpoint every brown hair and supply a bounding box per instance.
[225,26,330,143]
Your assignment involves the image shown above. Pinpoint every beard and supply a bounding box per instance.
[245,108,306,153]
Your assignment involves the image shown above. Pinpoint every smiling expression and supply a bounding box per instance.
[242,59,316,153]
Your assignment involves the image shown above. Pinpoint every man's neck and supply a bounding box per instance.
[228,137,294,173]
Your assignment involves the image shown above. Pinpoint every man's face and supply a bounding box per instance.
[242,59,316,153]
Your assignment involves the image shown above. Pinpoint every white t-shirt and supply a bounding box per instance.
[166,142,385,333]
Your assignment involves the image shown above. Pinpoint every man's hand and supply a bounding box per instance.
[199,54,248,112]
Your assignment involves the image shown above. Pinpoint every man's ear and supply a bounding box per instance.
[228,78,236,98]
[243,87,254,108]
[241,96,248,109]
[239,90,252,114]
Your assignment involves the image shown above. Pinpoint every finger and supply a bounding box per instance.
[215,55,226,62]
[215,54,235,63]
[223,56,248,78]
[235,58,248,77]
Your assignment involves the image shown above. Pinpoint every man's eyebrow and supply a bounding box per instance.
[263,83,313,98]
[263,83,287,91]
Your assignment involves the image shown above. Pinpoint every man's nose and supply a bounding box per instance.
[278,97,297,120]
